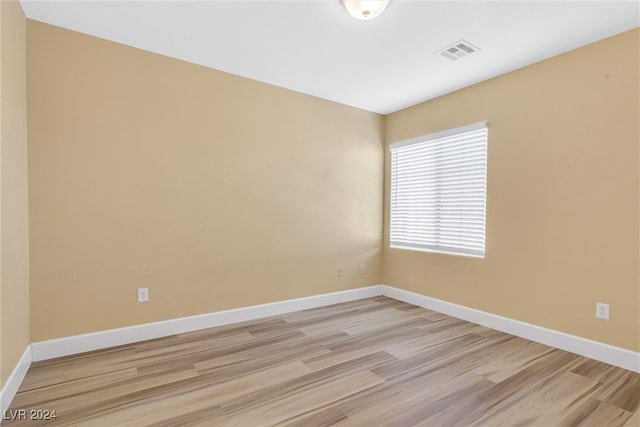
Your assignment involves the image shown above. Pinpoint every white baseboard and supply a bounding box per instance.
[381,285,640,373]
[31,285,384,361]
[28,284,639,374]
[0,345,32,417]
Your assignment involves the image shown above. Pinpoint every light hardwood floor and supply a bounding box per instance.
[4,296,639,426]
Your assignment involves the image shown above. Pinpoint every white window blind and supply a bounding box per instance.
[389,122,488,258]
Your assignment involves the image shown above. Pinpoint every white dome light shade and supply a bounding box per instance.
[341,1,390,20]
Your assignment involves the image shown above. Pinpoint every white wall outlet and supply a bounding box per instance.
[138,288,149,303]
[338,266,344,277]
[596,302,609,320]
[359,264,365,275]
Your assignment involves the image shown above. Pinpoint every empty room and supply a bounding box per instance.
[1,0,639,425]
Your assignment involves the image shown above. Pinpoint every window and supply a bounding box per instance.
[389,122,488,258]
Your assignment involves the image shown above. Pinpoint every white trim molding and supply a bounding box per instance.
[28,284,639,373]
[381,286,640,373]
[0,345,32,417]
[31,285,384,361]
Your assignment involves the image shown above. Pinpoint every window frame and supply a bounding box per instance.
[389,121,488,258]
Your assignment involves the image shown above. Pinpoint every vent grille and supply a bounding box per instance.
[437,40,481,61]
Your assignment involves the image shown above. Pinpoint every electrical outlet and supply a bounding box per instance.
[138,288,149,303]
[596,302,609,320]
[359,264,365,275]
[338,266,344,277]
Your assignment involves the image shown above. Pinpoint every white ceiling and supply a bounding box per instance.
[19,0,640,115]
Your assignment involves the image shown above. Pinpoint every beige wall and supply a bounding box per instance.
[1,0,29,386]
[23,18,640,355]
[27,21,384,341]
[384,29,640,352]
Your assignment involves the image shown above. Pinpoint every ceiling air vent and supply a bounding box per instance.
[437,39,481,61]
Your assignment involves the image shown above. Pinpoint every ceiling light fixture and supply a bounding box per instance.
[341,0,390,20]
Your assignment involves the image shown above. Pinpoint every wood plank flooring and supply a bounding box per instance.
[4,296,639,426]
